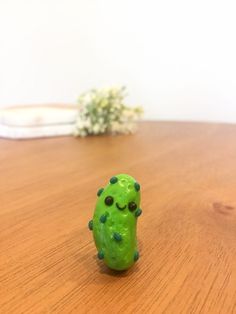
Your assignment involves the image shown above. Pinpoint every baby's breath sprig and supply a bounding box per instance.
[74,87,143,137]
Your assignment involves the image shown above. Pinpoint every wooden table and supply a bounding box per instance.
[1,121,236,313]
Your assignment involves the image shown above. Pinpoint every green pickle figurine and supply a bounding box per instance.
[88,174,142,271]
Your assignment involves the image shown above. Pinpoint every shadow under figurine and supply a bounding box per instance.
[88,174,142,271]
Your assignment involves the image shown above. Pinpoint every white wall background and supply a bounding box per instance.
[0,0,236,122]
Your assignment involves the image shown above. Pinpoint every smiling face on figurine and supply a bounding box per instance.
[88,174,142,271]
[97,175,140,215]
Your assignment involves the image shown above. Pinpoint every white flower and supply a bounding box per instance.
[92,123,100,134]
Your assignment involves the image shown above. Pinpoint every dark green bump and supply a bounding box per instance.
[113,232,122,242]
[134,182,140,191]
[88,220,93,230]
[135,208,142,217]
[110,176,118,184]
[98,250,104,259]
[100,214,107,223]
[134,251,139,262]
[97,188,104,197]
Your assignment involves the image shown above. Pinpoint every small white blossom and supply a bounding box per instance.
[92,124,100,134]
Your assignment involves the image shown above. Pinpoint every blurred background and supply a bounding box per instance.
[0,0,236,122]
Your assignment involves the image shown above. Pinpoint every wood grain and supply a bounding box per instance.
[1,121,236,314]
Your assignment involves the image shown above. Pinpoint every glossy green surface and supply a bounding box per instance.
[89,174,142,271]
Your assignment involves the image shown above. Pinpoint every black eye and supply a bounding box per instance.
[105,196,114,206]
[128,202,137,212]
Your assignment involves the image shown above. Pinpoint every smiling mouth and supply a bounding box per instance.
[116,203,126,210]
